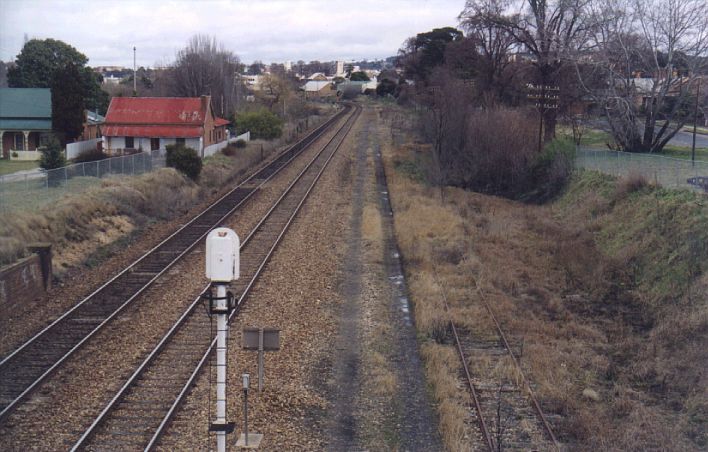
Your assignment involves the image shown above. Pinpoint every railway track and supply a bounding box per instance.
[70,104,361,451]
[0,104,350,422]
[436,266,560,451]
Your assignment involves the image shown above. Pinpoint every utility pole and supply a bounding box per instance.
[133,46,137,95]
[691,78,701,167]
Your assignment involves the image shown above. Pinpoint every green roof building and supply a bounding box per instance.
[0,88,53,160]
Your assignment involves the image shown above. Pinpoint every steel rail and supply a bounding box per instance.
[469,276,560,450]
[432,268,495,452]
[0,105,350,422]
[70,104,361,451]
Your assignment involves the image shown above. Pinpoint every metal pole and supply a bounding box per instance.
[691,79,700,167]
[133,46,137,95]
[538,109,544,154]
[258,329,264,393]
[242,374,250,446]
[216,284,228,452]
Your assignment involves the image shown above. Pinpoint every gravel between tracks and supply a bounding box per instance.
[0,116,348,450]
[154,113,357,451]
[157,105,441,451]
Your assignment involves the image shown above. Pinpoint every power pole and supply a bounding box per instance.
[691,78,701,167]
[133,46,137,96]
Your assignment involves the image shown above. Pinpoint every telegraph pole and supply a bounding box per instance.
[692,78,701,167]
[133,46,137,95]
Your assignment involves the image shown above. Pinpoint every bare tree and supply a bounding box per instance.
[458,0,517,105]
[170,35,243,117]
[580,0,708,153]
[491,0,593,141]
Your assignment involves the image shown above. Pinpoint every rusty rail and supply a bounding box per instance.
[434,269,495,452]
[469,270,561,451]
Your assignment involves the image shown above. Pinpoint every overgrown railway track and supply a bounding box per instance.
[0,104,351,422]
[437,266,560,451]
[70,104,361,451]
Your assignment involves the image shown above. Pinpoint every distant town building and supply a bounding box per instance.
[336,61,345,76]
[284,61,292,72]
[301,81,336,99]
[243,74,263,90]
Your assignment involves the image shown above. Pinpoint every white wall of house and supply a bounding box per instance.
[106,136,201,154]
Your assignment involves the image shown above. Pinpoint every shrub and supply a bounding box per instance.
[527,138,576,202]
[222,145,237,157]
[39,137,66,170]
[234,109,283,140]
[11,151,18,158]
[73,148,108,163]
[165,144,202,180]
[459,108,538,196]
[614,171,649,200]
[235,139,247,148]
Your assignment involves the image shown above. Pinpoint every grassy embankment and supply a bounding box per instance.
[0,104,338,272]
[379,104,707,450]
[0,139,281,272]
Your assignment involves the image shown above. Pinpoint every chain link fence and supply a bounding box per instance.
[0,151,165,213]
[575,147,708,193]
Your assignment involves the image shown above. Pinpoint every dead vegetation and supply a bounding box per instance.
[377,103,707,451]
[0,142,279,272]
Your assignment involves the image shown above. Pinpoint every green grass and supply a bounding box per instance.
[0,159,39,175]
[559,171,708,306]
[567,126,708,161]
[659,144,708,161]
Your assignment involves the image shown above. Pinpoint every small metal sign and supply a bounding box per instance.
[242,327,280,351]
[242,327,281,394]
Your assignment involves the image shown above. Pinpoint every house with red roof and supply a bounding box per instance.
[102,95,229,157]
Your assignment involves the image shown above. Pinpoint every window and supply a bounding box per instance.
[125,136,134,148]
[14,133,24,150]
[176,138,185,146]
[39,133,51,146]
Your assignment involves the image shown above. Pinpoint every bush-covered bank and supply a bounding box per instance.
[379,102,707,450]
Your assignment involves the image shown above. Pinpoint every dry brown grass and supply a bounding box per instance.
[614,170,650,200]
[0,168,199,271]
[377,102,707,451]
[0,128,294,271]
[421,343,469,452]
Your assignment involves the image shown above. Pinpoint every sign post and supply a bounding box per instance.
[242,327,281,393]
[205,228,240,452]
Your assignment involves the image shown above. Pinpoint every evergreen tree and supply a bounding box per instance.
[51,63,85,144]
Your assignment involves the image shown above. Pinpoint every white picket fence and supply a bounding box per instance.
[66,138,101,159]
[202,131,251,158]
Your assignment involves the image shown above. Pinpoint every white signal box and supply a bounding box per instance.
[206,228,240,282]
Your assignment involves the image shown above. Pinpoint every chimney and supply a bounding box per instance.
[200,95,210,115]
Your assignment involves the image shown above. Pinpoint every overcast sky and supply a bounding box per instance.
[0,0,464,67]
